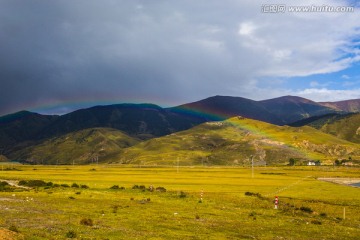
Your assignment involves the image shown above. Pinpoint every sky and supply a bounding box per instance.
[0,0,360,116]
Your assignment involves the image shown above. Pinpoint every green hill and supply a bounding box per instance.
[290,113,360,144]
[317,113,360,143]
[10,128,140,164]
[0,154,8,162]
[117,117,360,166]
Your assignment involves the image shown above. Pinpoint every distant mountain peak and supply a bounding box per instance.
[260,95,317,104]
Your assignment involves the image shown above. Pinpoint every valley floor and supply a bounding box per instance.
[0,165,359,239]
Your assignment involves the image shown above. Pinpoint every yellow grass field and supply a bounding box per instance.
[0,165,359,239]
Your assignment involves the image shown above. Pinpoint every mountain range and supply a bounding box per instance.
[1,95,360,165]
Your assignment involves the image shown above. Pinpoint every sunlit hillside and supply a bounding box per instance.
[118,117,360,166]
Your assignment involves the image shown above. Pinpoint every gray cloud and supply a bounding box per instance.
[0,0,359,116]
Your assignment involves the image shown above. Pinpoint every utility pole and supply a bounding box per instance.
[252,156,254,178]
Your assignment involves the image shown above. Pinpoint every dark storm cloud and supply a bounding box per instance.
[0,0,238,115]
[0,0,359,116]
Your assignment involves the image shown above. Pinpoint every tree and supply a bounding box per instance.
[289,158,296,166]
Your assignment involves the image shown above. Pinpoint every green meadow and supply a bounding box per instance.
[0,165,359,239]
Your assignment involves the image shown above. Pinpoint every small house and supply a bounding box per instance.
[307,161,321,166]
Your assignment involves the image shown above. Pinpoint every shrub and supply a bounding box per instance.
[69,196,75,200]
[66,230,77,238]
[71,183,79,188]
[0,181,11,192]
[110,185,119,189]
[61,184,70,188]
[53,183,60,187]
[179,191,187,198]
[0,181,9,187]
[320,213,327,217]
[26,180,47,187]
[156,187,166,192]
[75,192,81,195]
[300,206,313,214]
[9,225,19,233]
[80,218,93,226]
[80,184,89,189]
[132,185,139,189]
[18,180,27,186]
[46,182,53,187]
[249,211,256,217]
[112,206,118,213]
[244,192,262,198]
[311,220,322,225]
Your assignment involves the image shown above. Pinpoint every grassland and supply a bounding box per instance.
[0,164,359,239]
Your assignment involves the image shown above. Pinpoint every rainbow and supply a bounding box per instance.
[171,105,312,160]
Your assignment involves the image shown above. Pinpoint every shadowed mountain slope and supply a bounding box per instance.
[169,95,282,124]
[259,96,341,124]
[10,128,140,165]
[320,99,360,112]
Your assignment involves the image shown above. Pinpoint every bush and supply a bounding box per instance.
[320,213,327,217]
[80,218,93,226]
[46,182,53,187]
[244,192,261,197]
[80,184,89,189]
[110,185,119,189]
[179,191,187,198]
[112,206,118,213]
[53,183,60,187]
[8,225,19,233]
[18,180,27,186]
[156,187,166,192]
[61,184,70,188]
[26,180,47,187]
[311,220,322,225]
[249,211,256,217]
[0,181,11,191]
[0,181,9,187]
[66,230,77,238]
[300,206,313,214]
[71,183,79,188]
